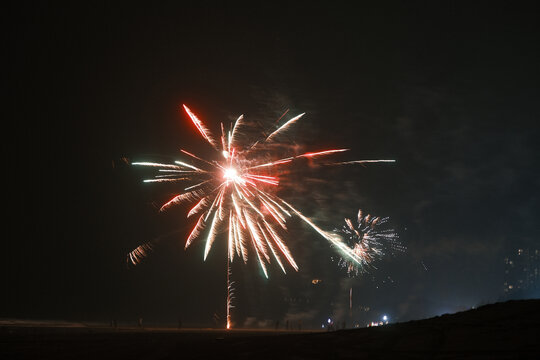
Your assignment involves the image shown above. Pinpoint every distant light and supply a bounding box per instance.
[327,318,331,324]
[382,315,388,321]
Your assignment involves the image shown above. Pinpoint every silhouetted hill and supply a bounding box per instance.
[1,299,539,359]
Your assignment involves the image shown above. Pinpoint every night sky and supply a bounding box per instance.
[5,2,539,328]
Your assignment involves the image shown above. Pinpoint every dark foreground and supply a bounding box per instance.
[2,299,539,359]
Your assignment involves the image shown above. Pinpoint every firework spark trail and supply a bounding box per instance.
[330,159,396,166]
[142,178,189,183]
[132,162,183,169]
[127,242,155,267]
[281,200,364,264]
[160,190,204,212]
[265,112,305,141]
[335,209,405,276]
[247,149,350,170]
[183,105,218,149]
[131,104,395,327]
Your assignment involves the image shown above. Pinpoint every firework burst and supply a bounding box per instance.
[129,104,395,328]
[131,104,394,277]
[335,209,404,276]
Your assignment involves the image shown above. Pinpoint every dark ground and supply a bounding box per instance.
[1,299,539,359]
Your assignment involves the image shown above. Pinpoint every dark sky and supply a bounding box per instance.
[5,2,539,327]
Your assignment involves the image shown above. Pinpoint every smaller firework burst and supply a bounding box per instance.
[335,209,404,276]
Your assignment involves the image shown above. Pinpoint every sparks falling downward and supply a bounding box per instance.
[131,104,395,328]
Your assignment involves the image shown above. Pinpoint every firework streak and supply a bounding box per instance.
[131,105,395,277]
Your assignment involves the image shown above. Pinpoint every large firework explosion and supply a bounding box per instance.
[129,104,394,328]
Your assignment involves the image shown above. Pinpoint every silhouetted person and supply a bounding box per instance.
[285,320,289,330]
[178,319,182,329]
[275,320,280,330]
[138,317,143,328]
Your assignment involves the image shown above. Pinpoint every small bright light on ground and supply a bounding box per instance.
[383,315,388,321]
